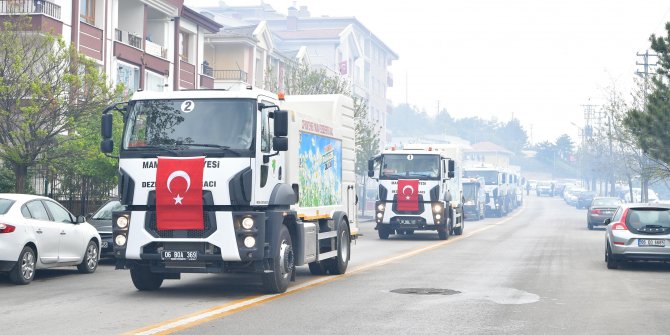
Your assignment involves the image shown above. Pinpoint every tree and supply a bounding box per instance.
[0,19,119,192]
[625,22,670,166]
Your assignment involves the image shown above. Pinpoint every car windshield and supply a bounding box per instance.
[123,98,256,151]
[463,170,498,185]
[92,200,124,220]
[0,198,15,214]
[380,154,440,180]
[626,208,670,229]
[592,198,623,207]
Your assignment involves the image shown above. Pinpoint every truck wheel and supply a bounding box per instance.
[324,223,350,275]
[378,226,390,240]
[308,261,327,275]
[438,219,450,240]
[130,265,163,291]
[262,225,294,293]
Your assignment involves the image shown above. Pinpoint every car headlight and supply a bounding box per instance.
[115,234,127,246]
[377,203,385,211]
[116,216,128,229]
[241,217,254,230]
[243,236,256,248]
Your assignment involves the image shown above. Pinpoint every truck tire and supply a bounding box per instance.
[324,223,350,275]
[378,226,390,240]
[308,261,327,275]
[453,209,464,235]
[262,225,294,293]
[130,265,163,291]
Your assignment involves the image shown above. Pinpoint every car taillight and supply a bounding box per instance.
[612,208,629,231]
[591,209,601,215]
[0,223,15,233]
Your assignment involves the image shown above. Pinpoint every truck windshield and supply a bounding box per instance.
[123,99,256,152]
[380,154,440,180]
[463,183,478,202]
[463,170,498,185]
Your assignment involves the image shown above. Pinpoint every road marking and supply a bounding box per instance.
[126,206,526,335]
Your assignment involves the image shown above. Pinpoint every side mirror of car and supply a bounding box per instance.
[604,218,611,225]
[76,215,86,224]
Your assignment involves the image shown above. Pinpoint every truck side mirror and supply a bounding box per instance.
[101,113,113,139]
[447,160,455,178]
[274,110,288,137]
[272,137,288,151]
[100,139,114,153]
[367,159,374,177]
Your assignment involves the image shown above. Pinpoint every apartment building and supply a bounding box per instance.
[194,4,398,149]
[0,0,222,95]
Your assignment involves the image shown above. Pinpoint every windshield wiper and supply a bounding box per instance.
[180,143,243,156]
[125,145,181,156]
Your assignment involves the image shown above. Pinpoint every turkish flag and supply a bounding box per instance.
[397,179,420,211]
[155,156,205,231]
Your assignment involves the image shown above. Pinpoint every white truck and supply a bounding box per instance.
[367,148,461,240]
[463,164,509,217]
[99,89,357,293]
[462,176,486,220]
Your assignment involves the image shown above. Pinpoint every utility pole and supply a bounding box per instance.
[635,50,658,202]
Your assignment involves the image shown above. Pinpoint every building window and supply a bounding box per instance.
[80,0,95,25]
[179,32,190,62]
[117,61,140,98]
[145,70,166,92]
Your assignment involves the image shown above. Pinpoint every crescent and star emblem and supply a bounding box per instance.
[167,170,191,205]
[402,185,415,200]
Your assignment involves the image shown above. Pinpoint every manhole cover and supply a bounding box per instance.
[391,288,461,295]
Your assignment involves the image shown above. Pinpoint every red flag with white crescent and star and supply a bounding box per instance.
[155,156,205,231]
[397,179,420,211]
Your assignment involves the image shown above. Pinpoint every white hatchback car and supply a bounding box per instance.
[0,193,101,284]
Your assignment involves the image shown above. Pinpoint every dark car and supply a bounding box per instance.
[576,191,597,209]
[88,198,125,257]
[587,197,623,230]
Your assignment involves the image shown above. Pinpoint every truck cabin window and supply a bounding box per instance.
[463,170,498,185]
[123,99,256,151]
[380,154,440,180]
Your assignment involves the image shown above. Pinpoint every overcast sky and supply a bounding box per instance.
[186,0,670,144]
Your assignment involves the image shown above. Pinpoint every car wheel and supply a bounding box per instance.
[606,242,619,269]
[77,240,99,274]
[587,221,593,230]
[9,246,36,285]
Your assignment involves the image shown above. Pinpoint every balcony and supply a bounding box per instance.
[213,70,248,83]
[200,63,214,89]
[115,29,142,49]
[0,0,62,35]
[0,0,61,19]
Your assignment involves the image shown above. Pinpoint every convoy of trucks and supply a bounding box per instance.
[99,86,525,293]
[100,88,357,293]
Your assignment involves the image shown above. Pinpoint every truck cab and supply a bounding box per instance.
[463,165,509,217]
[368,149,460,240]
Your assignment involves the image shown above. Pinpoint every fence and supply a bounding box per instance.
[30,166,117,216]
[0,0,61,19]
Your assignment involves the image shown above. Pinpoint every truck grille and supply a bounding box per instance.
[144,211,217,238]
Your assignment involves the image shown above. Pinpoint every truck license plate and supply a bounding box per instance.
[400,219,416,224]
[161,250,198,261]
[638,239,665,247]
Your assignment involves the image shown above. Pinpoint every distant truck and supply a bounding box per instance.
[99,89,357,293]
[368,147,461,240]
[463,165,510,217]
[462,177,486,220]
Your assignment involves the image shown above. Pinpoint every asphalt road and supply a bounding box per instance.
[2,194,670,335]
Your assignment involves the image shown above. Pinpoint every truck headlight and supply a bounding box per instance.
[115,234,127,246]
[377,203,385,212]
[116,216,128,229]
[243,236,256,248]
[376,212,383,219]
[241,217,254,230]
[432,203,442,213]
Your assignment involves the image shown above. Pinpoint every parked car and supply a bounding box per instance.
[605,203,670,269]
[536,181,553,196]
[88,198,125,257]
[576,191,597,209]
[564,187,585,206]
[587,197,624,230]
[0,193,101,284]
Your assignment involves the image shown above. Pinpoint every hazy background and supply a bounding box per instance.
[187,0,670,144]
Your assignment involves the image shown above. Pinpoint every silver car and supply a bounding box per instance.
[587,197,624,230]
[605,203,670,269]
